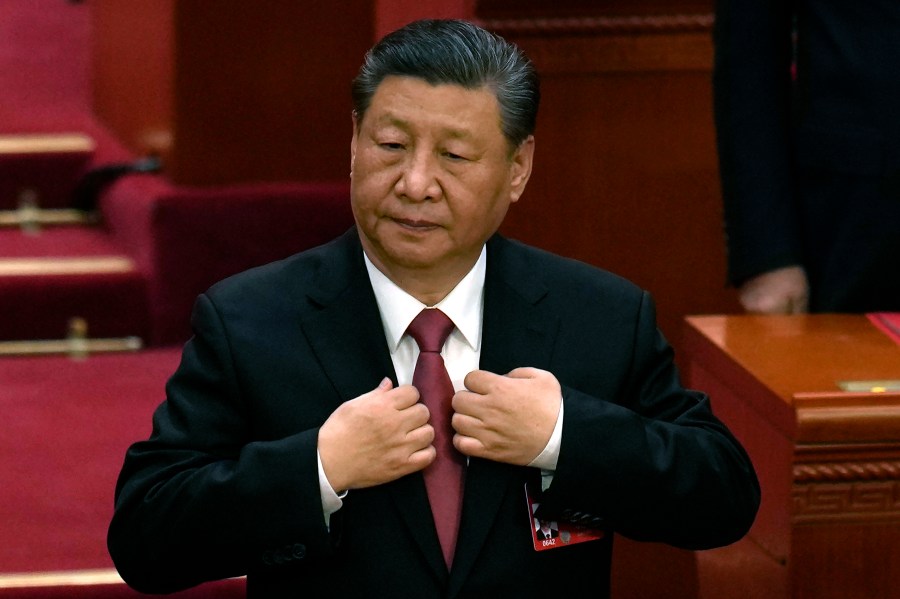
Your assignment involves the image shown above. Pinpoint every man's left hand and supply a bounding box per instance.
[451,367,561,465]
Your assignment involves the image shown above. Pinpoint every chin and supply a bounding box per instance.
[384,250,441,271]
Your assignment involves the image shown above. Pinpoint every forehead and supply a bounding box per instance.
[364,76,503,137]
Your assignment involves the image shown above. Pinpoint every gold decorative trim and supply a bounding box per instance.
[792,481,900,523]
[0,569,122,589]
[0,570,246,590]
[794,461,900,483]
[0,208,98,229]
[479,13,715,37]
[0,336,143,357]
[0,133,95,155]
[0,256,135,277]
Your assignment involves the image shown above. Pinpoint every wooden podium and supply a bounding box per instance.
[683,315,900,599]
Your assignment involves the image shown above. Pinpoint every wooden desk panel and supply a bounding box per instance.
[684,315,900,599]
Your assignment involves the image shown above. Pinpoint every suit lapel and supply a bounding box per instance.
[299,231,448,582]
[449,236,559,594]
[299,231,395,402]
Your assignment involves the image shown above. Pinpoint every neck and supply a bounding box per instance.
[361,243,484,306]
[383,268,467,306]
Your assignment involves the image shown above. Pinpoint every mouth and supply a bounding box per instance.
[391,217,441,230]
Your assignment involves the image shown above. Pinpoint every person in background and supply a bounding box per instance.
[713,0,900,314]
[109,19,759,598]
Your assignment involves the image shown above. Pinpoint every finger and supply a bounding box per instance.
[408,445,437,471]
[406,422,435,448]
[402,405,431,431]
[463,369,501,393]
[451,389,481,415]
[453,433,485,458]
[386,384,421,409]
[450,411,483,436]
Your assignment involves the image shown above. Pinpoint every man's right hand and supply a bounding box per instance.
[318,378,435,491]
[738,265,810,314]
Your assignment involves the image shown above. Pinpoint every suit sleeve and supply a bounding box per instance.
[713,0,800,285]
[540,291,760,550]
[108,294,336,594]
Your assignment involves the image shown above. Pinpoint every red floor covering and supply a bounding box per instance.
[0,349,245,596]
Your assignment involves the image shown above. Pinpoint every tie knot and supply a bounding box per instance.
[407,309,455,353]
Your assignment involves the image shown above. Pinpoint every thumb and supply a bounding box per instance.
[507,367,540,379]
[359,377,393,400]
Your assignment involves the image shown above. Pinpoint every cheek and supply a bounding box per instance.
[355,156,401,194]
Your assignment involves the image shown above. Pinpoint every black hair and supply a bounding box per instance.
[351,19,540,148]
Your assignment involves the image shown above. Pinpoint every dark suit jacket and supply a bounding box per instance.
[108,229,759,598]
[714,0,900,311]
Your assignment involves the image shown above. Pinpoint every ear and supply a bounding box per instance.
[508,135,535,204]
[350,111,360,173]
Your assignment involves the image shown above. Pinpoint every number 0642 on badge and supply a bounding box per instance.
[526,484,605,552]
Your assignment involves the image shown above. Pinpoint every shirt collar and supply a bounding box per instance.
[363,248,486,352]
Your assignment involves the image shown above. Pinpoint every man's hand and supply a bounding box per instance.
[451,367,561,466]
[739,265,810,314]
[318,378,435,491]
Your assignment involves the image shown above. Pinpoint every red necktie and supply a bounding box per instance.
[407,308,464,568]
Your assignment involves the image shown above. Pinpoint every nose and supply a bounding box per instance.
[395,149,442,202]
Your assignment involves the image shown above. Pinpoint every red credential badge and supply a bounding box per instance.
[525,483,605,552]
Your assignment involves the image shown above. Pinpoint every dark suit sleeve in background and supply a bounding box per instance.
[713,0,800,285]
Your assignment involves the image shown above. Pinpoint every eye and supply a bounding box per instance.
[442,151,468,162]
[379,142,404,151]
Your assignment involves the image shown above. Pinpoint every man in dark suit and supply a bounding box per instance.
[109,19,759,598]
[714,0,900,314]
[535,520,559,541]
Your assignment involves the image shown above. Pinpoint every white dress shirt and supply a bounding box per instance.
[317,246,563,522]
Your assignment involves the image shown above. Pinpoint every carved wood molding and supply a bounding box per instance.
[479,14,714,37]
[792,481,900,523]
[794,461,900,483]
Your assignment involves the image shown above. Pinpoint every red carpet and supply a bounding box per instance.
[0,350,181,572]
[0,349,246,597]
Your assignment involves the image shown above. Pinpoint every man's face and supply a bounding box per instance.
[350,75,533,291]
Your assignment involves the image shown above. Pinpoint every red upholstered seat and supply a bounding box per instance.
[101,175,354,345]
[0,173,353,345]
[0,226,148,341]
[0,134,95,210]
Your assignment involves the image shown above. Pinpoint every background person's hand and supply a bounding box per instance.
[739,265,809,314]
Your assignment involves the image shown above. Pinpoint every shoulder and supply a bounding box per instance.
[488,235,645,306]
[204,228,360,312]
[208,228,358,293]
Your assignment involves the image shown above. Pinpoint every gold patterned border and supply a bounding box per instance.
[793,481,900,523]
[479,13,715,37]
